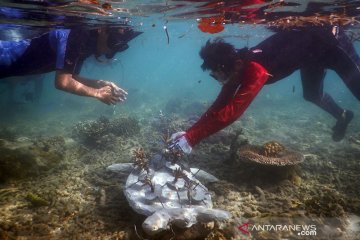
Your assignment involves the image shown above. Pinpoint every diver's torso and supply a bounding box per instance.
[0,28,94,79]
[246,27,334,84]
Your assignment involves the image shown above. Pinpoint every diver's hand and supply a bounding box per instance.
[168,131,192,154]
[97,80,128,102]
[95,86,121,105]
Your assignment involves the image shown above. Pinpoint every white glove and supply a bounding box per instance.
[169,131,192,154]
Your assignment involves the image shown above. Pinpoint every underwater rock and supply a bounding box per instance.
[0,137,64,182]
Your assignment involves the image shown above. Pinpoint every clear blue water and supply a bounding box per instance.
[0,1,359,128]
[1,19,358,135]
[0,1,360,239]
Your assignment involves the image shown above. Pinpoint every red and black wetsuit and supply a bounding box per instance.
[185,27,360,146]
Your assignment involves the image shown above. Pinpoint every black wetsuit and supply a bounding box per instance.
[242,27,359,131]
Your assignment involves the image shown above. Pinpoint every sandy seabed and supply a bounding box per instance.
[0,101,360,240]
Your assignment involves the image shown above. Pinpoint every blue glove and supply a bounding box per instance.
[168,131,192,154]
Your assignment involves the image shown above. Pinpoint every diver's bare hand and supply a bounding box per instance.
[111,83,128,102]
[97,80,128,101]
[95,86,121,105]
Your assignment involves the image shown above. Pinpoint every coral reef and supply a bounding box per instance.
[0,136,65,182]
[26,193,50,207]
[73,116,140,149]
[236,142,304,166]
[262,141,285,157]
[110,117,140,137]
[149,111,181,135]
[32,136,66,155]
[0,97,358,239]
[304,187,346,218]
[73,116,111,147]
[223,140,305,185]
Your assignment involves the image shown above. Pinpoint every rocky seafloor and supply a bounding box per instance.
[0,101,360,240]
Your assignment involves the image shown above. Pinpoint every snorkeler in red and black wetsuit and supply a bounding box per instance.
[170,26,359,154]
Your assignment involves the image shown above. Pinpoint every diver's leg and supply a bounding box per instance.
[301,66,344,118]
[330,29,360,100]
[301,66,353,141]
